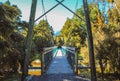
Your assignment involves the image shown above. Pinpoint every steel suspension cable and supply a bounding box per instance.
[41,0,48,21]
[66,0,80,45]
[75,0,79,11]
[55,0,84,21]
[34,0,65,22]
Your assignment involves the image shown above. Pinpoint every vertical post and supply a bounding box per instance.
[75,47,79,75]
[41,53,44,74]
[118,18,120,74]
[83,0,97,81]
[75,51,78,75]
[22,0,37,81]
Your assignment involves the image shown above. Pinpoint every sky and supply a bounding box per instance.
[1,0,83,32]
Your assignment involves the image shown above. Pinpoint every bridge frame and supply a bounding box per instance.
[22,0,97,81]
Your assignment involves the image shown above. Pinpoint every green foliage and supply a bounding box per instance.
[0,2,55,79]
[60,18,72,37]
[60,7,87,49]
[0,2,24,76]
[57,38,64,47]
[78,53,83,60]
[33,20,54,50]
[0,0,119,80]
[60,1,120,80]
[93,1,120,79]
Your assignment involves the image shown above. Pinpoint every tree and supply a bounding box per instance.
[34,20,54,50]
[0,1,23,75]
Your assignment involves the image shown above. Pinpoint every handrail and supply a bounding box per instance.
[43,46,57,52]
[65,47,75,51]
[64,46,90,75]
[65,48,76,55]
[62,46,76,54]
[63,46,77,74]
[42,48,54,55]
[41,46,57,74]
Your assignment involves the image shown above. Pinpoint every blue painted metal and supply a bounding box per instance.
[61,47,67,55]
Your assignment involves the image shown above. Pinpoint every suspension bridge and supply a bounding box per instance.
[22,0,97,81]
[27,46,90,81]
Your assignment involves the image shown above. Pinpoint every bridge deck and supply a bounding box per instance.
[47,49,73,74]
[29,49,90,81]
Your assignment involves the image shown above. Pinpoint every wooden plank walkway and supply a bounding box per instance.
[29,49,90,81]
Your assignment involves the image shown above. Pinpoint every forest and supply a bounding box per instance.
[60,0,120,80]
[0,0,120,81]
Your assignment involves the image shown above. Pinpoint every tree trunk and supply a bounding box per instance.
[99,58,104,80]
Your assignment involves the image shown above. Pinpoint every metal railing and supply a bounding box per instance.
[41,46,57,74]
[62,46,90,75]
[28,46,90,76]
[62,46,77,74]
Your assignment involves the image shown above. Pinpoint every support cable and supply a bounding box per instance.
[66,0,82,45]
[41,0,48,21]
[34,0,65,22]
[75,0,79,11]
[55,0,84,21]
